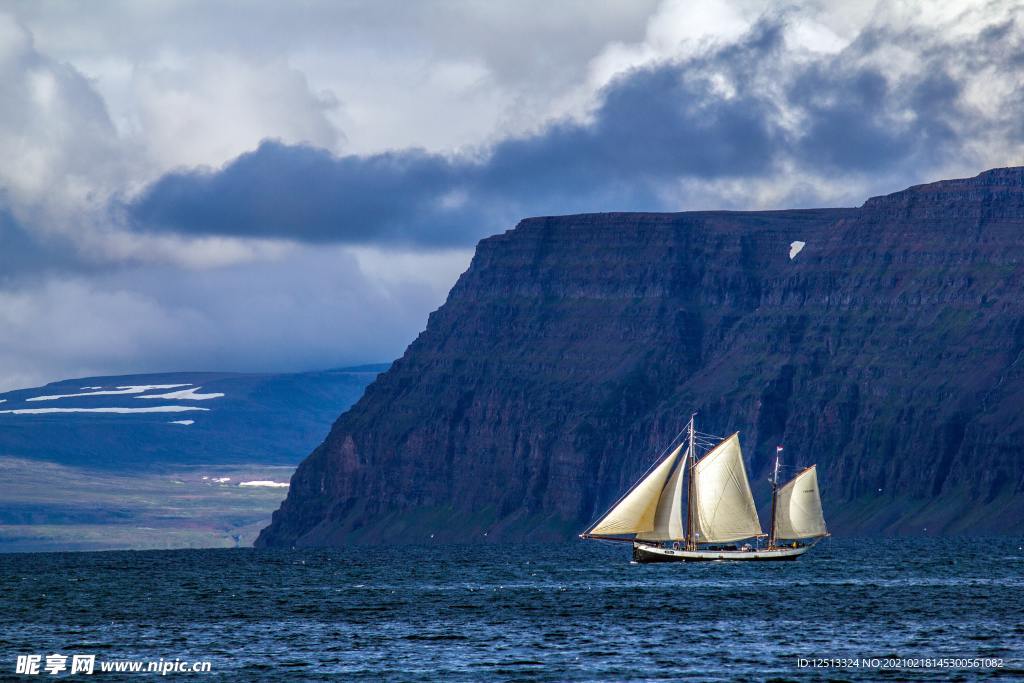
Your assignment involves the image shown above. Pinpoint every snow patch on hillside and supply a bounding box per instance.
[1,406,210,415]
[138,387,224,401]
[239,480,289,488]
[28,384,191,401]
[168,419,195,426]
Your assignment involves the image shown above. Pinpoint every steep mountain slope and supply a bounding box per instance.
[0,366,387,469]
[258,168,1024,546]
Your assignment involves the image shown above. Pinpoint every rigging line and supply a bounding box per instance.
[655,425,690,462]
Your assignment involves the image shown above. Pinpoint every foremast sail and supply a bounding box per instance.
[636,443,687,541]
[583,442,688,539]
[772,465,827,540]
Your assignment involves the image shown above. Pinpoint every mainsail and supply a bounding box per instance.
[691,433,763,543]
[586,443,686,538]
[773,465,828,540]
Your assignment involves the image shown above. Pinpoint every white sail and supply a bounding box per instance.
[774,466,827,540]
[635,445,687,541]
[588,443,685,537]
[692,433,763,543]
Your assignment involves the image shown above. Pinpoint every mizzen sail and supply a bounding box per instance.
[587,443,686,537]
[773,465,827,540]
[691,433,763,542]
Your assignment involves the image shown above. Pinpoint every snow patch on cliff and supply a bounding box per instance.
[789,241,806,259]
[168,419,195,425]
[239,480,289,488]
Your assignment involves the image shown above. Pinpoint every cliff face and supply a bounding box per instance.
[257,168,1024,546]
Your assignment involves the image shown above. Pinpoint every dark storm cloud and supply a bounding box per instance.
[127,15,1024,246]
[128,48,788,245]
[128,22,790,246]
[128,145,477,246]
[788,65,962,172]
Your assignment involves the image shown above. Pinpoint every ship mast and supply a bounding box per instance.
[685,413,696,551]
[768,445,781,548]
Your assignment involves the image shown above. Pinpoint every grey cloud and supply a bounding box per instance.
[0,208,46,282]
[127,22,790,246]
[0,203,93,283]
[0,13,124,212]
[8,0,664,160]
[127,14,1024,246]
[0,245,467,392]
[788,64,959,173]
[127,145,477,246]
[9,0,659,87]
[6,1,1024,392]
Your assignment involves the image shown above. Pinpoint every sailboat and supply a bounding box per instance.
[580,415,828,562]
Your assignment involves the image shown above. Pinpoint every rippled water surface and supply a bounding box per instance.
[1,538,1022,680]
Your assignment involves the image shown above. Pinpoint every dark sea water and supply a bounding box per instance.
[1,538,1022,680]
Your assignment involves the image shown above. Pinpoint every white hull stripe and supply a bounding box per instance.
[635,544,810,560]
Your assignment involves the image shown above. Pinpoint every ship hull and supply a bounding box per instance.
[632,543,810,563]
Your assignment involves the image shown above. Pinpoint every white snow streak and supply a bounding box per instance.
[28,384,191,401]
[168,419,195,425]
[137,387,224,401]
[0,406,209,415]
[239,480,289,488]
[789,241,806,259]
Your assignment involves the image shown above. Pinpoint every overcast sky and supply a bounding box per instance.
[1,0,1022,390]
